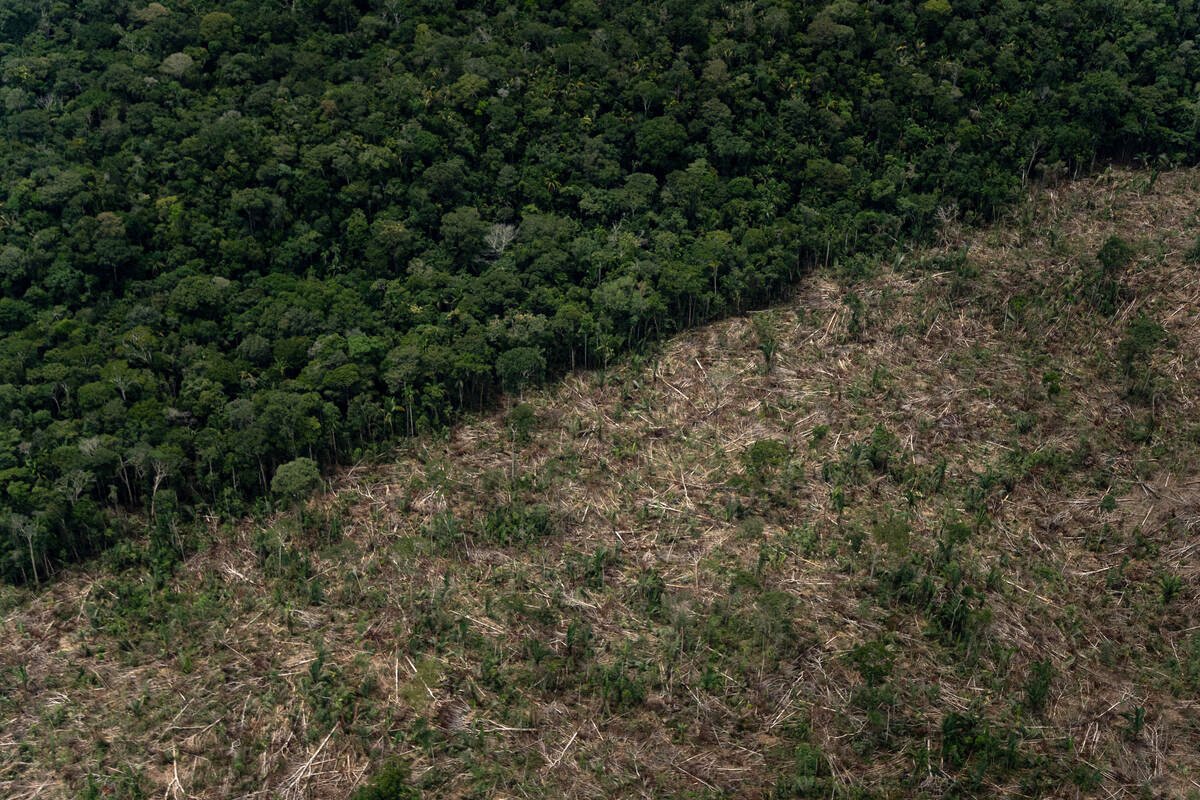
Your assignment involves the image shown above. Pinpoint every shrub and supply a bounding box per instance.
[703,589,806,672]
[772,743,832,798]
[1087,235,1134,314]
[1024,659,1054,715]
[1117,314,1170,404]
[592,659,647,711]
[848,639,894,688]
[940,711,1019,773]
[863,425,901,473]
[481,502,555,545]
[845,292,867,340]
[1096,235,1134,275]
[505,403,537,444]
[751,312,780,373]
[872,514,911,557]
[632,568,666,616]
[742,438,790,480]
[352,761,421,800]
[1160,573,1183,604]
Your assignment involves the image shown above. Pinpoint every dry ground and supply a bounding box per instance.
[2,168,1200,799]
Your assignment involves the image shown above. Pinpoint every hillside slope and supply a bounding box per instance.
[3,169,1200,798]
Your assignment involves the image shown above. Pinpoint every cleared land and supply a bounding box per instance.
[2,168,1199,799]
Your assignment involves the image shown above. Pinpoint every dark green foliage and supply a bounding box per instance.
[495,348,547,395]
[824,425,903,487]
[351,760,421,800]
[480,503,555,546]
[849,639,894,687]
[1171,635,1200,695]
[872,514,911,557]
[1097,236,1134,275]
[253,528,322,604]
[505,403,537,445]
[1118,314,1171,405]
[875,529,993,650]
[809,425,830,447]
[572,546,619,590]
[631,568,666,617]
[751,312,779,374]
[1160,573,1184,604]
[79,768,148,800]
[940,711,1021,775]
[4,1,1200,581]
[1087,235,1134,314]
[742,438,790,485]
[772,743,833,799]
[862,426,901,474]
[847,641,905,755]
[1122,706,1146,741]
[703,587,807,672]
[422,512,465,549]
[303,643,363,731]
[1023,660,1054,715]
[1070,764,1103,792]
[844,292,868,341]
[1042,370,1063,398]
[591,656,648,712]
[271,458,323,507]
[928,581,991,647]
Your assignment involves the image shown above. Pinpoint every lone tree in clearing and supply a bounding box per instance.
[271,457,322,510]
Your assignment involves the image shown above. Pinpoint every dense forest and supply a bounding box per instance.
[2,0,1198,582]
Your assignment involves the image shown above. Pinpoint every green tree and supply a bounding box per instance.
[271,458,322,509]
[496,347,546,396]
